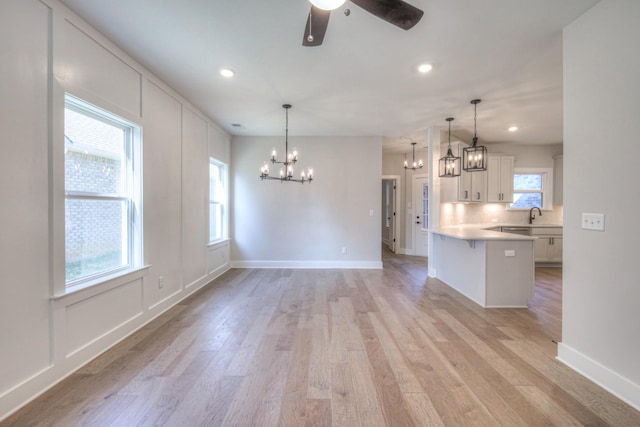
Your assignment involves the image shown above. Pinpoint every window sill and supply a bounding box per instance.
[207,238,231,249]
[52,265,150,305]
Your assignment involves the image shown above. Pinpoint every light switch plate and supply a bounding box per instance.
[582,213,605,231]
[505,250,516,257]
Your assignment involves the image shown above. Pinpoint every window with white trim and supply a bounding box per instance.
[64,94,143,287]
[209,158,228,243]
[509,168,553,210]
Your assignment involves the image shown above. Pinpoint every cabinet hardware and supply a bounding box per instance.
[476,192,480,200]
[464,190,468,199]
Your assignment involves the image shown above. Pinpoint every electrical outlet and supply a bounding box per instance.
[158,276,164,289]
[582,213,605,231]
[341,247,347,254]
[505,250,516,257]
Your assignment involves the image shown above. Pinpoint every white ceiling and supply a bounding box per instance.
[60,0,598,153]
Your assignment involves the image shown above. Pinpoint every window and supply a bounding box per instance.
[209,158,228,243]
[509,168,553,210]
[64,94,142,287]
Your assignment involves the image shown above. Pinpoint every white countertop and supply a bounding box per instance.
[430,223,561,241]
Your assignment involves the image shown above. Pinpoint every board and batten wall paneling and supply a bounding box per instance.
[561,0,640,410]
[57,16,141,117]
[65,279,144,357]
[0,0,52,397]
[143,80,184,303]
[231,136,382,268]
[181,107,209,286]
[0,0,231,420]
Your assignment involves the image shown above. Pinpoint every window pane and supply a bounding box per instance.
[514,174,542,191]
[511,192,543,209]
[65,198,128,282]
[209,159,227,243]
[65,108,125,194]
[209,202,222,241]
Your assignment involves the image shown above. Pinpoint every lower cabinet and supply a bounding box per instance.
[534,236,563,263]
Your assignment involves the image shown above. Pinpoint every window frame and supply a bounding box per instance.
[63,94,143,291]
[209,158,228,244]
[507,167,554,211]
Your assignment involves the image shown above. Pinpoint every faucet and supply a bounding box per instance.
[529,207,542,224]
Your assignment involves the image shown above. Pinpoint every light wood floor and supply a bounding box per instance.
[4,250,640,426]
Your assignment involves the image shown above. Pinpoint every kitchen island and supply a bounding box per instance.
[431,226,536,308]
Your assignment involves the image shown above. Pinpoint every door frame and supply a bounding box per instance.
[381,175,400,254]
[412,173,429,257]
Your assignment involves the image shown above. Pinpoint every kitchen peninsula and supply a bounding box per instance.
[431,226,536,308]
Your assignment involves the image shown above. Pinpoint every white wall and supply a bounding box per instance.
[231,136,382,268]
[560,0,640,410]
[0,0,231,419]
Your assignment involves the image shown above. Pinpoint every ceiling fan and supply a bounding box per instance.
[303,0,424,47]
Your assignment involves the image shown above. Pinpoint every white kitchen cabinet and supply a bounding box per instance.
[553,154,563,205]
[487,155,514,203]
[441,141,487,203]
[532,227,563,263]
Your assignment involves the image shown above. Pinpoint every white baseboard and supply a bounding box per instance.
[230,260,383,269]
[557,343,640,411]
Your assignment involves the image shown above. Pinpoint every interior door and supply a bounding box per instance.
[413,175,429,257]
[382,179,397,253]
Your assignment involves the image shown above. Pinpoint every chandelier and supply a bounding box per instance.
[462,99,488,172]
[403,142,423,170]
[439,117,461,177]
[260,104,313,184]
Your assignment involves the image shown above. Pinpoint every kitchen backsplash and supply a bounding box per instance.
[440,203,563,226]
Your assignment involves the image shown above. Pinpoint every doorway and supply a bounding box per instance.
[381,175,400,254]
[413,174,429,257]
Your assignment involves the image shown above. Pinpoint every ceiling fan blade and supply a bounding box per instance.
[351,0,424,30]
[303,6,330,46]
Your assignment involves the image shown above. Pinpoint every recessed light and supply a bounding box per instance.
[417,63,433,73]
[508,126,519,132]
[220,68,236,78]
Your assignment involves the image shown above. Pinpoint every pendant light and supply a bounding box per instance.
[439,117,461,177]
[403,142,423,170]
[463,99,488,172]
[259,104,313,184]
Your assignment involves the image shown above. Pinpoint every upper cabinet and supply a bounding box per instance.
[553,154,563,205]
[487,155,514,203]
[441,141,487,203]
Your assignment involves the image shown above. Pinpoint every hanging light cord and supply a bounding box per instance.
[284,105,289,160]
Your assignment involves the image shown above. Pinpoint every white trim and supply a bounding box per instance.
[230,260,383,269]
[557,343,640,411]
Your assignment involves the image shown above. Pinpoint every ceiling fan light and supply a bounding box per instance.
[309,0,346,11]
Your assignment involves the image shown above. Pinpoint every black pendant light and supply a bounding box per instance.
[463,99,488,172]
[259,104,313,184]
[439,117,461,178]
[403,142,423,170]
